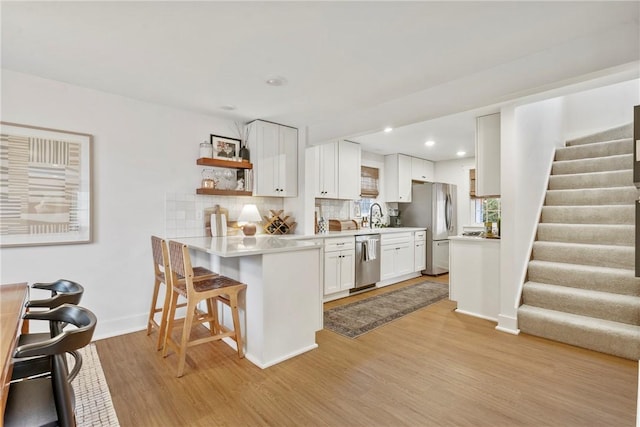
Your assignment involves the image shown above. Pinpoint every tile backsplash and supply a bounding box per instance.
[164,193,284,238]
[316,199,353,220]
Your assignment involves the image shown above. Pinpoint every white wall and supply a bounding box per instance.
[434,157,476,230]
[563,79,639,140]
[0,70,287,339]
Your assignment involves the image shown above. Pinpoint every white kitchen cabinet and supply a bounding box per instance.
[314,141,361,200]
[414,231,426,271]
[475,113,501,197]
[323,237,355,295]
[411,157,435,182]
[314,142,338,199]
[380,232,414,280]
[384,154,412,202]
[248,120,298,197]
[337,140,361,200]
[314,140,361,200]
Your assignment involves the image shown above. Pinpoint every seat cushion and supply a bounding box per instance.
[4,378,58,427]
[12,333,52,380]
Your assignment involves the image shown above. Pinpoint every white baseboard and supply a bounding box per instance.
[92,313,147,341]
[244,343,319,369]
[496,314,520,335]
[454,308,497,323]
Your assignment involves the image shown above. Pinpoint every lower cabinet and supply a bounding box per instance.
[380,233,414,281]
[323,237,355,295]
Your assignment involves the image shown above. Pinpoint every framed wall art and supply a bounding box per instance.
[0,122,92,247]
[210,134,240,160]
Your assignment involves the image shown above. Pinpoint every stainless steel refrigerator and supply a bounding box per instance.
[399,182,457,275]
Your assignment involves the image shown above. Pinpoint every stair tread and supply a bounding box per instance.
[553,153,632,164]
[519,304,640,332]
[528,259,637,276]
[524,281,640,303]
[533,240,634,250]
[559,137,632,149]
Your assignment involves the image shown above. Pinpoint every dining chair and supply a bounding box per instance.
[4,304,97,427]
[11,279,85,382]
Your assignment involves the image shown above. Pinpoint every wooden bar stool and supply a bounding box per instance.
[162,240,247,377]
[147,236,217,351]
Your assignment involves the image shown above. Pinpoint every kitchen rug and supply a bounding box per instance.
[323,281,449,338]
[70,343,120,426]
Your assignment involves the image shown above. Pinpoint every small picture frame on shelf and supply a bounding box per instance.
[210,134,240,160]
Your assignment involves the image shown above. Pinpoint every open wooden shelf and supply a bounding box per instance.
[197,158,253,169]
[196,188,253,196]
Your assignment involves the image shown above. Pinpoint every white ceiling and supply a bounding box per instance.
[2,1,639,161]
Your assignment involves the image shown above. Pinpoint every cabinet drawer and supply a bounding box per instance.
[324,236,355,252]
[381,232,412,246]
[414,231,426,241]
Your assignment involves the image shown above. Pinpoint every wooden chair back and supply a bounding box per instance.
[151,235,170,280]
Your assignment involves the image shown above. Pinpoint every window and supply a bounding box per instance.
[357,198,374,218]
[473,198,501,223]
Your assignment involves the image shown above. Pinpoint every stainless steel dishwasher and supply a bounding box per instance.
[353,234,381,292]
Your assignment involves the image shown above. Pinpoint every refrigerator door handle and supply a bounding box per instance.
[445,193,452,231]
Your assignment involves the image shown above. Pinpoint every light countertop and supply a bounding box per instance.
[449,235,501,242]
[173,235,322,257]
[281,227,427,240]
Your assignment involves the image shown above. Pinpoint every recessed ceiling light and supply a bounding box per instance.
[266,76,287,86]
[456,150,466,156]
[220,104,236,111]
[425,140,435,147]
[384,127,393,133]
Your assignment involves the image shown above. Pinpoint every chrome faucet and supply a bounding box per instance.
[370,203,383,228]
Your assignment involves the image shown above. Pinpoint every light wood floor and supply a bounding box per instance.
[96,275,638,426]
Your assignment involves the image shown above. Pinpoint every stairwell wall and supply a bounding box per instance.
[499,97,565,333]
[563,79,639,141]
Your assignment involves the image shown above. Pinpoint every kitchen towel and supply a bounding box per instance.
[366,238,377,261]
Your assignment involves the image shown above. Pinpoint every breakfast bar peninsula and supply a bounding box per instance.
[173,235,322,369]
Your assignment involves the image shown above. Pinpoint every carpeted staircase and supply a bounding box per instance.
[518,123,640,360]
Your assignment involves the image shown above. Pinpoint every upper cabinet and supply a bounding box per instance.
[337,140,361,200]
[411,157,435,182]
[475,113,501,197]
[315,143,338,199]
[248,120,298,197]
[314,140,361,200]
[384,154,412,202]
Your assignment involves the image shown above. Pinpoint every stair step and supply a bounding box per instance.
[532,241,633,269]
[518,305,640,360]
[548,170,632,190]
[544,186,636,206]
[555,138,632,161]
[540,205,633,224]
[565,123,633,146]
[522,281,640,326]
[536,223,634,246]
[552,154,632,175]
[527,260,640,296]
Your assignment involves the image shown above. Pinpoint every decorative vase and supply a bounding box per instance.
[239,144,250,161]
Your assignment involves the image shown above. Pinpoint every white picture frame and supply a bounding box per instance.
[0,122,92,247]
